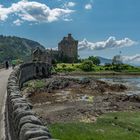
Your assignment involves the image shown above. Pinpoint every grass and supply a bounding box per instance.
[55,63,81,72]
[24,79,46,89]
[49,111,140,140]
[54,63,140,74]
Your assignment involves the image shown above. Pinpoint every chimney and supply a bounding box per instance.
[68,33,72,38]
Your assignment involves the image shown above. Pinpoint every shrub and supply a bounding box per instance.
[105,63,112,67]
[75,65,80,68]
[105,67,109,71]
[66,67,75,72]
[88,56,100,65]
[80,60,93,71]
[112,64,122,72]
[55,68,63,72]
[61,64,66,69]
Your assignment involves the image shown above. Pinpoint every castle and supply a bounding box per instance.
[32,34,78,64]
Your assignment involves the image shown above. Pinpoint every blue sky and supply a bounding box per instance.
[0,0,140,63]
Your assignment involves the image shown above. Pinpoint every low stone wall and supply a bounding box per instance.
[6,62,53,140]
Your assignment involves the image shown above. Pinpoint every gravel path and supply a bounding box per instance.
[0,68,12,140]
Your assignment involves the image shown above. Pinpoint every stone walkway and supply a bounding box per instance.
[0,68,12,140]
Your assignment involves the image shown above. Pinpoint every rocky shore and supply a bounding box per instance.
[21,76,140,124]
[22,76,127,96]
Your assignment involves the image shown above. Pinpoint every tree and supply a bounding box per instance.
[80,60,93,71]
[88,56,100,65]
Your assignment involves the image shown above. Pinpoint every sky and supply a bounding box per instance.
[0,0,140,64]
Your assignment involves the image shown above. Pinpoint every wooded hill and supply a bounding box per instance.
[0,35,45,63]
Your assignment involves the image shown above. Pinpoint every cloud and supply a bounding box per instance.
[0,1,74,25]
[0,5,11,21]
[13,19,23,26]
[78,37,137,51]
[62,2,76,10]
[63,18,72,21]
[85,3,92,10]
[122,54,140,64]
[65,2,76,8]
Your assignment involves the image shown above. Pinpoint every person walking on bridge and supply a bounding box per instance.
[5,61,9,69]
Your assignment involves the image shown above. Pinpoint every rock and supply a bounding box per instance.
[79,78,90,84]
[13,103,32,111]
[22,130,50,140]
[114,116,118,120]
[19,123,51,140]
[46,78,69,93]
[18,115,43,133]
[13,109,34,129]
[29,136,56,140]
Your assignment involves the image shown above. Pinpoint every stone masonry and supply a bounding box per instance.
[6,62,55,140]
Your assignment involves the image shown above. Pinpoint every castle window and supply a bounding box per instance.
[36,66,39,75]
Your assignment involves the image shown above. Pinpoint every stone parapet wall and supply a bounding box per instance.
[6,62,54,140]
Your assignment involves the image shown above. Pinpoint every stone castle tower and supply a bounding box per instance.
[58,34,78,62]
[32,34,78,64]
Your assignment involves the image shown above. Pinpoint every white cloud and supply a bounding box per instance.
[13,19,23,26]
[63,18,72,21]
[85,3,92,10]
[78,37,137,51]
[0,1,74,24]
[63,2,76,9]
[122,54,140,65]
[0,5,11,21]
[67,2,76,7]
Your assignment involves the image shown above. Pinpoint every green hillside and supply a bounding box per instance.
[0,35,45,63]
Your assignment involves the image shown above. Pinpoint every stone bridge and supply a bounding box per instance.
[1,62,55,140]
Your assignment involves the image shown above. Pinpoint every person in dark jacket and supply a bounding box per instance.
[5,61,9,69]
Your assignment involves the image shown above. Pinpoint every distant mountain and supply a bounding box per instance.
[0,35,45,63]
[97,56,112,65]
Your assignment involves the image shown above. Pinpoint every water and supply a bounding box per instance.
[98,76,140,88]
[98,76,140,95]
[69,75,140,95]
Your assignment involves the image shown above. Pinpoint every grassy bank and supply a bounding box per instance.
[63,71,140,76]
[49,111,140,140]
[53,63,140,75]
